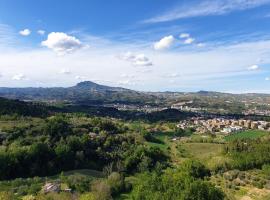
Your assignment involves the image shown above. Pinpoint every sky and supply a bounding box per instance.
[0,0,270,93]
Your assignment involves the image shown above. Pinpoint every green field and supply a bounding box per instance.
[225,130,269,141]
[63,169,104,178]
[181,143,224,160]
[146,132,172,150]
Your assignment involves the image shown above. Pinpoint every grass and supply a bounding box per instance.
[177,142,228,169]
[63,169,104,178]
[181,143,224,160]
[146,132,173,151]
[225,130,269,141]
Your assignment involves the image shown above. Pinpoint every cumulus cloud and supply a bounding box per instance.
[133,54,153,66]
[59,68,71,74]
[154,35,175,50]
[184,37,195,44]
[118,52,153,66]
[247,65,259,70]
[41,32,83,55]
[19,29,31,36]
[12,74,27,80]
[37,30,45,35]
[179,33,196,45]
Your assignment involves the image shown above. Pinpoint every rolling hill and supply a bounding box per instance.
[0,81,157,105]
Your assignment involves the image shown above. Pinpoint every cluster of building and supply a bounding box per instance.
[171,101,207,113]
[243,109,270,116]
[177,117,270,134]
[104,103,167,113]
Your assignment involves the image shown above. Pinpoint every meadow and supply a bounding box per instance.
[225,130,269,141]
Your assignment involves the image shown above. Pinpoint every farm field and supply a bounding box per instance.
[225,130,270,141]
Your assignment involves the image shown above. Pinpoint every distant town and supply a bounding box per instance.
[177,117,270,134]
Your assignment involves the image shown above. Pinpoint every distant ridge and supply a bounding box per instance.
[0,81,154,104]
[0,81,269,105]
[72,81,130,92]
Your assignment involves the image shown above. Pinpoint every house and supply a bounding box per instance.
[43,182,60,193]
[89,132,98,138]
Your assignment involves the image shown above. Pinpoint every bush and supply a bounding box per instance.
[180,160,210,179]
[91,180,112,200]
[262,164,270,177]
[107,172,125,196]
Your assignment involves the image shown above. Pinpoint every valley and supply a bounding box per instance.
[0,82,270,199]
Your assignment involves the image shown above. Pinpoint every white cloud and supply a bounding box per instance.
[41,32,83,55]
[247,65,259,70]
[179,33,190,38]
[265,77,270,81]
[19,29,31,36]
[133,54,153,66]
[144,0,270,23]
[2,28,270,91]
[184,37,195,44]
[197,43,205,47]
[154,35,175,50]
[118,52,153,66]
[37,30,45,35]
[59,68,71,74]
[12,74,27,80]
[119,51,135,61]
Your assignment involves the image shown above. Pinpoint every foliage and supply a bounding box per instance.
[224,137,270,170]
[130,160,224,200]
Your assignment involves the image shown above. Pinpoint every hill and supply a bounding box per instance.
[0,81,157,105]
[0,97,50,117]
[0,81,270,112]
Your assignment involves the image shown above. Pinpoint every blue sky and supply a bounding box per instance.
[0,0,270,93]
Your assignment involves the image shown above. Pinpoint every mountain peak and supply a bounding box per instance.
[73,81,115,91]
[75,81,98,88]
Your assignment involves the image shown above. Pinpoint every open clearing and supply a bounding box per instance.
[225,130,269,141]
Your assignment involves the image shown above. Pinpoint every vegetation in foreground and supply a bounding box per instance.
[0,97,270,199]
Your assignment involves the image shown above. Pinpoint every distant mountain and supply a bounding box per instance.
[0,81,156,105]
[72,81,130,92]
[0,81,270,106]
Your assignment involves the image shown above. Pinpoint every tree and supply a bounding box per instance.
[44,116,71,140]
[180,160,210,179]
